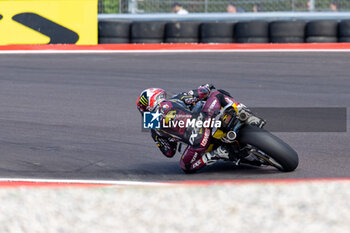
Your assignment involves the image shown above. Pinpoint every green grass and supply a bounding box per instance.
[99,0,119,13]
[99,0,350,13]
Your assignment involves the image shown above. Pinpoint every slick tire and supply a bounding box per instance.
[131,38,163,43]
[339,37,350,42]
[200,22,234,43]
[235,21,269,38]
[131,21,166,41]
[238,125,299,172]
[98,37,129,44]
[98,20,131,38]
[165,22,200,43]
[306,36,338,43]
[235,37,269,43]
[306,20,338,37]
[200,37,234,43]
[269,21,305,43]
[165,38,198,43]
[269,21,306,37]
[270,37,304,43]
[339,20,350,37]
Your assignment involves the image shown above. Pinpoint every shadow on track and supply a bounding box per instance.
[131,160,282,181]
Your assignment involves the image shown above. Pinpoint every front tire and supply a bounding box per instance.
[237,125,299,172]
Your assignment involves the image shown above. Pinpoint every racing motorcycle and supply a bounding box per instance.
[186,97,299,172]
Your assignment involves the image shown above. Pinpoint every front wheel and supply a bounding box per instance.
[237,125,299,172]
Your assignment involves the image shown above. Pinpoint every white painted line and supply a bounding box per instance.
[0,178,171,186]
[1,49,350,54]
[1,178,349,187]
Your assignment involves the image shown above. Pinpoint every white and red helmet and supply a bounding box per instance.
[137,88,166,113]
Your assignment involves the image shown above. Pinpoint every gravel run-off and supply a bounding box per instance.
[0,180,349,233]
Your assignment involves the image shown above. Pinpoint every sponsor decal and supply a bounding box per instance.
[0,0,97,45]
[200,128,210,147]
[190,152,199,163]
[162,104,170,111]
[189,131,198,145]
[139,92,148,106]
[164,110,176,124]
[184,97,197,104]
[12,13,79,44]
[192,160,202,169]
[208,99,218,113]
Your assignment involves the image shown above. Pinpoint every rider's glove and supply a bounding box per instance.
[200,84,215,92]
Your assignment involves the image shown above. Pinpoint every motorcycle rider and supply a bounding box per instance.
[137,84,264,173]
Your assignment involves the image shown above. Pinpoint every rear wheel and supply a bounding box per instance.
[237,125,299,172]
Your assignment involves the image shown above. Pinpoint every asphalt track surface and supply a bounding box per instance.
[0,52,349,181]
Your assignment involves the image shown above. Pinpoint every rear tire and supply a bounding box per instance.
[238,125,299,172]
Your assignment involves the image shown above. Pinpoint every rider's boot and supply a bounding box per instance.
[201,145,230,165]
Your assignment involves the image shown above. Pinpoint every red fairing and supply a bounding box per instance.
[158,100,193,137]
[180,145,208,171]
[179,90,238,173]
[163,146,176,158]
[201,90,238,116]
[148,86,238,173]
